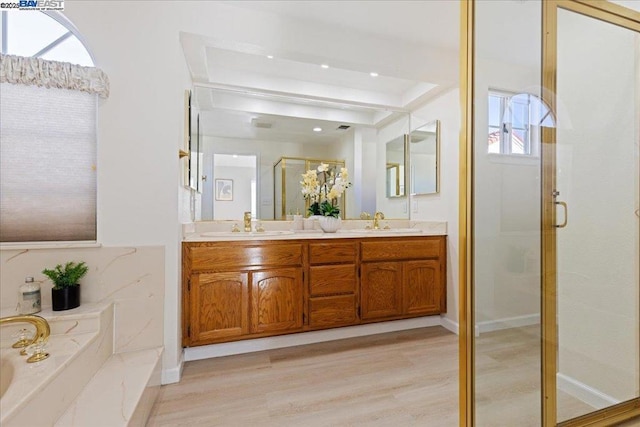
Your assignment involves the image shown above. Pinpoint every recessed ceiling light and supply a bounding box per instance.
[320,64,329,69]
[370,72,379,77]
[267,55,274,59]
[313,127,322,132]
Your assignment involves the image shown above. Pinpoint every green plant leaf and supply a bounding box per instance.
[42,261,88,289]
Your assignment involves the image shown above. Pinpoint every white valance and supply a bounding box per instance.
[0,54,110,98]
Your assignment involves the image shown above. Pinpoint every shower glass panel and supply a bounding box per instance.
[474,1,543,425]
[555,8,640,423]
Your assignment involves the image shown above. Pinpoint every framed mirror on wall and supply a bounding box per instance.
[410,120,440,195]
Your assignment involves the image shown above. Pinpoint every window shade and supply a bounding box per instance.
[0,82,97,242]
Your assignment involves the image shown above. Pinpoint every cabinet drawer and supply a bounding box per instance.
[309,242,357,264]
[361,238,441,262]
[191,243,303,271]
[309,295,357,328]
[309,264,356,296]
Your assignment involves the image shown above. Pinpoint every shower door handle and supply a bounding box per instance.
[555,201,568,228]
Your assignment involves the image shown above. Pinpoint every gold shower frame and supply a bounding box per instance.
[459,1,640,426]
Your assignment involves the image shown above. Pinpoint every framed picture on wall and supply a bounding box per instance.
[215,179,233,201]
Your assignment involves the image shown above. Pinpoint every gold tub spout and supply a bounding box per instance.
[0,315,50,363]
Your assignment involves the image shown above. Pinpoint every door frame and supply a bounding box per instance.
[459,1,640,426]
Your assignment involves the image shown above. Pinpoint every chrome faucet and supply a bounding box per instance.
[0,314,50,363]
[373,211,385,230]
[243,211,252,232]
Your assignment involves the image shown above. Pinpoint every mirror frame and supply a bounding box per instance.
[409,119,440,196]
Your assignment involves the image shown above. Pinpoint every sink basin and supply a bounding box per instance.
[338,228,422,234]
[200,230,295,238]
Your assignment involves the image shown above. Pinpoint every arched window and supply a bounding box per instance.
[0,11,108,244]
[0,11,94,66]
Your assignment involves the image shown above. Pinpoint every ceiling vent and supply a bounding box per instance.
[337,125,350,130]
[251,118,272,129]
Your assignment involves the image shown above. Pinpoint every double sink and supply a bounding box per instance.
[200,228,422,238]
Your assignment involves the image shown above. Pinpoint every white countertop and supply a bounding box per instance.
[183,220,447,242]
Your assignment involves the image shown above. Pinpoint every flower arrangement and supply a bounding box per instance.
[300,163,351,218]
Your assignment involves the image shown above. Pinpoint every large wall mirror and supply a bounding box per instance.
[191,86,410,221]
[410,120,440,195]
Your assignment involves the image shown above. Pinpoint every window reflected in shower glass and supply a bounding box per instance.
[487,91,547,156]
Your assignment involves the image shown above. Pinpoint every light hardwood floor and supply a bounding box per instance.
[148,326,639,427]
[148,327,459,426]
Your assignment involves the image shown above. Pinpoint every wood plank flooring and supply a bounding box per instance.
[147,326,639,426]
[147,327,458,426]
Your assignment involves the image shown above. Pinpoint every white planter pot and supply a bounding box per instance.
[318,216,342,233]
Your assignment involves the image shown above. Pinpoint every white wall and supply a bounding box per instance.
[326,129,357,218]
[212,166,254,220]
[410,89,461,325]
[64,1,200,383]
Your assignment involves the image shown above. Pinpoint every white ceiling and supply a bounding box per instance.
[200,108,363,145]
[182,1,459,141]
[226,1,460,50]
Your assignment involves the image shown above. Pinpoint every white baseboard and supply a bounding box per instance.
[477,313,540,334]
[161,356,183,385]
[557,373,620,409]
[440,316,459,335]
[184,316,442,362]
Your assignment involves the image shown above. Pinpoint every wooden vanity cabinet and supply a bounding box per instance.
[307,242,359,329]
[360,237,446,322]
[183,235,446,347]
[183,241,304,347]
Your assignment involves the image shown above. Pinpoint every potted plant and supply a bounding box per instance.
[42,261,88,311]
[300,163,351,232]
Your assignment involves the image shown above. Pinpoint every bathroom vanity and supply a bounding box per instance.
[181,231,446,347]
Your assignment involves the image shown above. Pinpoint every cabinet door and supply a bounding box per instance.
[190,272,249,344]
[250,268,303,334]
[403,260,441,315]
[361,262,403,320]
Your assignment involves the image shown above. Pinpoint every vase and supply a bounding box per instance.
[319,216,342,233]
[52,285,80,311]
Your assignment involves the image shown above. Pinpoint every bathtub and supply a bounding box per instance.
[0,356,13,399]
[0,303,113,426]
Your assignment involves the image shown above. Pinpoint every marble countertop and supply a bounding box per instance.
[183,220,447,242]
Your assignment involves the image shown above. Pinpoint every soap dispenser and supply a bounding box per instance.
[19,277,41,315]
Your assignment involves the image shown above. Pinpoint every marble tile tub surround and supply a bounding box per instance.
[0,245,165,354]
[183,220,447,240]
[0,303,114,427]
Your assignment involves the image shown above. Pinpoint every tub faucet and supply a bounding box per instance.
[243,211,252,232]
[373,211,385,230]
[0,314,50,363]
